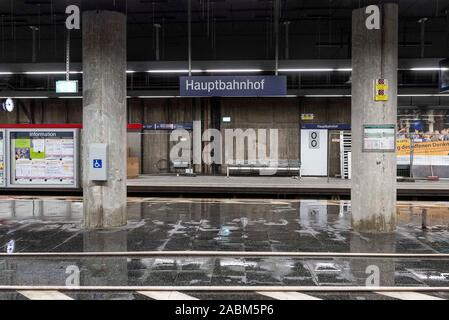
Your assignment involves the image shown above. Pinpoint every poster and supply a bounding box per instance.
[363,125,396,152]
[10,130,78,186]
[397,139,449,166]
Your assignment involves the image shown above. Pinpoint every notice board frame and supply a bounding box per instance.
[362,124,396,153]
[0,129,5,188]
[6,128,80,189]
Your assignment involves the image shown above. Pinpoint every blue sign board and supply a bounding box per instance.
[180,76,287,97]
[93,159,103,169]
[301,124,351,130]
[143,123,194,130]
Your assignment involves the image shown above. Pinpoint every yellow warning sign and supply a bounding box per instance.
[374,79,389,101]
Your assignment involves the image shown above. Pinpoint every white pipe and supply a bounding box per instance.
[1,286,449,292]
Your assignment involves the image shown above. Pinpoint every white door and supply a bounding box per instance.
[301,129,328,176]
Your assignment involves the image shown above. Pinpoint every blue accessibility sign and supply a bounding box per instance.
[93,159,103,169]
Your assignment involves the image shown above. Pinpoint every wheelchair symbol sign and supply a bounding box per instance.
[93,159,103,169]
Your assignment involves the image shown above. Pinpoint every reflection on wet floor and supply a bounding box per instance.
[0,197,448,254]
[2,255,449,288]
[0,197,449,291]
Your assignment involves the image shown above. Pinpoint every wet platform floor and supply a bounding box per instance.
[0,197,449,299]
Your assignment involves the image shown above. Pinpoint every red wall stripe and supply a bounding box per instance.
[0,123,143,130]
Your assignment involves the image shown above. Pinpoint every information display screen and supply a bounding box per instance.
[363,125,396,152]
[0,130,5,187]
[8,129,79,188]
[440,58,449,93]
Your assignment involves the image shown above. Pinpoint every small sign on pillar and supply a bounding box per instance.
[374,79,389,101]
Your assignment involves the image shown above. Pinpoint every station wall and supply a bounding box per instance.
[0,97,352,176]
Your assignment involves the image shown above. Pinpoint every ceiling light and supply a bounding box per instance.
[303,94,352,97]
[279,68,335,72]
[205,69,263,73]
[399,94,449,97]
[0,96,48,99]
[137,96,180,98]
[25,71,82,75]
[146,69,202,73]
[409,68,448,71]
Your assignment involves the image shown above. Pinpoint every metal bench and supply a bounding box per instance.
[226,160,301,178]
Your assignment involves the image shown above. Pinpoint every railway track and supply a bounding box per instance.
[1,251,449,300]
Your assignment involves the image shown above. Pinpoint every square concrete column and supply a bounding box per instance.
[82,11,127,229]
[351,4,398,233]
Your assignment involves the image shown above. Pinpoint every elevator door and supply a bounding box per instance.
[300,129,328,176]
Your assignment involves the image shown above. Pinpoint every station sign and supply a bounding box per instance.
[56,80,78,93]
[440,58,449,93]
[179,76,287,97]
[301,124,351,130]
[143,123,193,130]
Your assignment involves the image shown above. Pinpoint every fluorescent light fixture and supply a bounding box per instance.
[147,69,202,73]
[303,94,352,97]
[278,68,352,72]
[137,96,179,98]
[126,70,136,73]
[409,68,449,71]
[0,96,48,99]
[58,96,82,99]
[279,68,334,72]
[205,69,263,73]
[0,72,13,75]
[399,94,449,97]
[25,71,82,75]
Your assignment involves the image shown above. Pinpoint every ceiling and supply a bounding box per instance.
[0,0,447,63]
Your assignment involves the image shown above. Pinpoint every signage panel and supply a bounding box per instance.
[180,76,287,97]
[89,144,108,181]
[374,79,389,101]
[7,129,79,188]
[301,124,351,130]
[143,123,193,130]
[440,59,449,93]
[56,80,78,93]
[301,129,328,176]
[363,124,396,152]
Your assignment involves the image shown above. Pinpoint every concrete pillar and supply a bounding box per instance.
[82,10,127,229]
[351,4,398,232]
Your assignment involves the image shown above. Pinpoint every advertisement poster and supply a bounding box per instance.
[10,131,77,186]
[397,139,449,166]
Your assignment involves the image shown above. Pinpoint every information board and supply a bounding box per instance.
[440,58,449,93]
[363,125,396,152]
[7,129,79,188]
[0,130,5,187]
